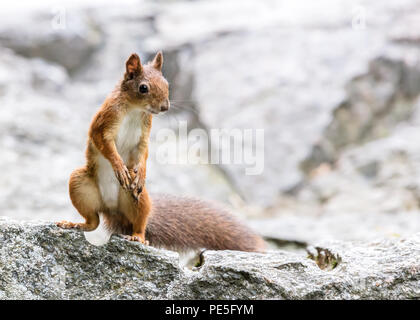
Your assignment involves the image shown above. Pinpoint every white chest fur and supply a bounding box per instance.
[97,109,143,209]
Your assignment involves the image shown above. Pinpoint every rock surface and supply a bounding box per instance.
[0,8,102,73]
[1,218,419,300]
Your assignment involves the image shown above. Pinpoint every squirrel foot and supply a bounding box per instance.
[56,221,97,231]
[56,221,83,229]
[122,234,149,245]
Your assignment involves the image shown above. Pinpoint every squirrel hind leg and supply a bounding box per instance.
[101,211,132,235]
[57,167,100,232]
[114,188,151,245]
[101,189,151,242]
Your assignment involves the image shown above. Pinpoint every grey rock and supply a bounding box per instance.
[1,218,419,299]
[303,57,420,174]
[0,218,182,299]
[181,0,420,207]
[287,97,420,220]
[250,211,420,245]
[0,9,102,73]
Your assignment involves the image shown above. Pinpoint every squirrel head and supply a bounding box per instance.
[121,52,170,114]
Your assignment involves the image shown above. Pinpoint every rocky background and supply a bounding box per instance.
[0,0,420,298]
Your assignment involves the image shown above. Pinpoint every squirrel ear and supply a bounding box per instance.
[152,51,163,71]
[125,53,142,79]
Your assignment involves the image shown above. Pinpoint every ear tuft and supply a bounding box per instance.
[125,53,142,79]
[152,51,163,71]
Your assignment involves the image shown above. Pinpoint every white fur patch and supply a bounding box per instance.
[84,214,112,246]
[116,109,143,163]
[97,155,119,209]
[178,249,204,269]
[97,109,143,209]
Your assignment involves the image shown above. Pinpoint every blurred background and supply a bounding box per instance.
[0,0,420,249]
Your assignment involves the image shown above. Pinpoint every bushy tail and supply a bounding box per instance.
[100,194,266,253]
[146,194,266,252]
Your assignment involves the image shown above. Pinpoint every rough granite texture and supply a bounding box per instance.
[0,218,419,300]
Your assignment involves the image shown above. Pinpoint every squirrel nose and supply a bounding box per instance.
[160,100,170,112]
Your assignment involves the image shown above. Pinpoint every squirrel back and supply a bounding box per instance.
[103,194,266,253]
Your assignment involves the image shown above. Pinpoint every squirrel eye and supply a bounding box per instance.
[139,84,149,93]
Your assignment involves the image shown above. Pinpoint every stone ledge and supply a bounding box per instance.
[0,218,419,299]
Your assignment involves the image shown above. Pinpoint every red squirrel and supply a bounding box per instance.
[57,52,266,252]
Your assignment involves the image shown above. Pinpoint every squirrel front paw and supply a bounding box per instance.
[129,167,145,201]
[113,163,131,190]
